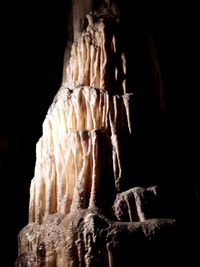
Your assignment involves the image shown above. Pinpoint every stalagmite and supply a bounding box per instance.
[16,1,176,266]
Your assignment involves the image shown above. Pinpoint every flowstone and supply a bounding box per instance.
[16,2,176,266]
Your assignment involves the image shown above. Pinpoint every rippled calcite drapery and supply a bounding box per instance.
[29,13,133,224]
[16,4,175,267]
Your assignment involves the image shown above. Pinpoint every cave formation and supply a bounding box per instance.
[15,1,199,266]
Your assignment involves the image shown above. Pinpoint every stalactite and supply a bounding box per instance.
[16,2,176,266]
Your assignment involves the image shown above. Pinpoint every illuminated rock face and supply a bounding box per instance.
[16,4,175,267]
[28,14,133,224]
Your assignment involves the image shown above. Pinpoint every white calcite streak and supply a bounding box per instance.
[28,14,133,224]
[64,14,127,93]
[29,87,133,222]
[16,11,176,267]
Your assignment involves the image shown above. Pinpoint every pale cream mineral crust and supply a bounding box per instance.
[28,13,133,224]
[16,11,175,267]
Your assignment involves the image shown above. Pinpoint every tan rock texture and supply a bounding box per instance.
[16,1,175,266]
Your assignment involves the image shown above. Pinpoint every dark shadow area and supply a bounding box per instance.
[1,1,68,266]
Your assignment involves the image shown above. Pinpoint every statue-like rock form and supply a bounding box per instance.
[113,186,158,222]
[16,2,175,266]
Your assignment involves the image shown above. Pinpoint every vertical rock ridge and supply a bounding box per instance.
[16,3,176,267]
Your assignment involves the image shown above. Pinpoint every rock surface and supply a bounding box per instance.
[16,1,176,266]
[16,210,175,267]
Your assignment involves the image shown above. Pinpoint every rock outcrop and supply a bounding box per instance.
[16,1,176,266]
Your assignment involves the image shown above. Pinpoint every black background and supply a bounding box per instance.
[1,1,68,265]
[1,1,200,266]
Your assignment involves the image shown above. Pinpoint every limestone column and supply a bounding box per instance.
[16,1,176,266]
